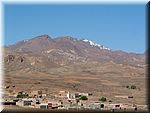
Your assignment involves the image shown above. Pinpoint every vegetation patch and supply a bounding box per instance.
[99,97,107,102]
[79,96,88,100]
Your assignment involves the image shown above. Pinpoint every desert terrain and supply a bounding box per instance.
[3,35,147,107]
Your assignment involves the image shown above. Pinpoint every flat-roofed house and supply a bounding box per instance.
[59,90,67,97]
[67,92,75,100]
[79,93,89,97]
[30,90,42,98]
[40,103,48,109]
[16,99,33,106]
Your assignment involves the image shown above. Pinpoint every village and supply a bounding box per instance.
[2,89,148,112]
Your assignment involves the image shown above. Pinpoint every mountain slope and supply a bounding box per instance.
[5,34,145,67]
[3,34,147,105]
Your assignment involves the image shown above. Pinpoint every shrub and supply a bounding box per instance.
[16,92,28,98]
[99,97,107,102]
[100,104,104,108]
[126,85,129,88]
[79,96,88,100]
[131,85,136,89]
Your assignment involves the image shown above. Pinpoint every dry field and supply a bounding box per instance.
[4,61,147,105]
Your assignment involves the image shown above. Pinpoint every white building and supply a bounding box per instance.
[16,99,33,107]
[67,92,75,100]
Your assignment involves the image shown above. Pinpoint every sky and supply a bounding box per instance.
[4,3,146,53]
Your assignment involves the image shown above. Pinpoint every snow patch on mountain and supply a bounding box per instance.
[23,40,29,42]
[82,39,111,50]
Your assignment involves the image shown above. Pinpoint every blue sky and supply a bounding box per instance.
[4,4,146,53]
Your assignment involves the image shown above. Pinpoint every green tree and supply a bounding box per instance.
[79,96,88,100]
[100,104,104,108]
[99,97,107,102]
[16,92,28,98]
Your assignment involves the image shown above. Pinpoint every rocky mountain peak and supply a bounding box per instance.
[54,36,78,41]
[31,34,52,41]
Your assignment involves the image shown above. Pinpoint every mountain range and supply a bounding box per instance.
[3,34,147,105]
[4,34,145,68]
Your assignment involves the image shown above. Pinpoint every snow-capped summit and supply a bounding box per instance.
[82,39,111,50]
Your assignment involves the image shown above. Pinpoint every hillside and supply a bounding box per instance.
[3,34,147,105]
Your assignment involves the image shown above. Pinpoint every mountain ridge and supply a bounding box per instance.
[6,34,145,54]
[4,34,145,70]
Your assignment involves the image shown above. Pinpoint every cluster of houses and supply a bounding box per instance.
[2,90,148,111]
